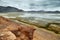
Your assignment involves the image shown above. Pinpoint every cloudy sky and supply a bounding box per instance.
[0,0,60,11]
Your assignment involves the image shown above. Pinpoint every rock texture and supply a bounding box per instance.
[33,28,60,40]
[0,16,60,40]
[48,24,60,33]
[0,30,16,40]
[0,16,35,40]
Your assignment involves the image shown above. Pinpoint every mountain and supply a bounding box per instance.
[27,10,60,13]
[0,6,24,12]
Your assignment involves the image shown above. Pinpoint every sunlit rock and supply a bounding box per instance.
[0,31,16,40]
[48,24,60,33]
[0,16,35,40]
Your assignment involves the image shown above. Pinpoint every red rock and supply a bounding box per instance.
[0,31,16,40]
[0,16,35,40]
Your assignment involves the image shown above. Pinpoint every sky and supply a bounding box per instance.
[0,0,60,11]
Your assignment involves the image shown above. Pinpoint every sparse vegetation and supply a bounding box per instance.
[10,17,60,34]
[0,12,60,34]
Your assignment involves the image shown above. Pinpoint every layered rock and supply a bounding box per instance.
[48,24,60,33]
[0,30,16,40]
[0,16,35,40]
[0,16,60,40]
[33,28,60,40]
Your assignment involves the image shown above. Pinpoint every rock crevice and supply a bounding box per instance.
[0,16,35,40]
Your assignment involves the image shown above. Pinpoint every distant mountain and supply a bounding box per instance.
[27,10,60,13]
[0,6,24,12]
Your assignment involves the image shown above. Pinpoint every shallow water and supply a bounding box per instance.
[0,12,60,21]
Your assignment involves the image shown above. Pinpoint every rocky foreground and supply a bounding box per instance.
[0,16,60,40]
[0,16,35,40]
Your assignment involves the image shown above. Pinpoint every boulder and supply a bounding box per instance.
[48,24,60,33]
[0,30,16,40]
[33,28,60,40]
[0,16,35,40]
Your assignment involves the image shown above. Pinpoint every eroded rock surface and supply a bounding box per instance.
[33,28,60,40]
[0,16,35,40]
[48,24,60,33]
[0,16,60,40]
[0,30,16,40]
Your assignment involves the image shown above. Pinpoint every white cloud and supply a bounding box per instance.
[0,0,60,11]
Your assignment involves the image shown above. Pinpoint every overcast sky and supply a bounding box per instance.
[0,0,60,11]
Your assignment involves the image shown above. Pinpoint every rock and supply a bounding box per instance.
[33,28,60,40]
[0,16,35,40]
[0,30,16,40]
[48,24,60,33]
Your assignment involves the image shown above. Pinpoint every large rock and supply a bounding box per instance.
[33,28,60,40]
[0,16,35,40]
[0,30,16,40]
[0,16,60,40]
[48,24,60,33]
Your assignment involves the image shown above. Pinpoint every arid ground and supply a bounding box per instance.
[0,12,60,40]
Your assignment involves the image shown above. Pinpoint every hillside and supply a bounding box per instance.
[0,6,23,12]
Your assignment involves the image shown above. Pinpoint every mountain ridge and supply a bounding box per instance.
[0,6,24,12]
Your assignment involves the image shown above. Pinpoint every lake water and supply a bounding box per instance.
[0,12,60,21]
[19,12,60,20]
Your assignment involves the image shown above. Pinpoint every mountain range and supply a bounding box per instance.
[0,6,24,12]
[0,6,60,13]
